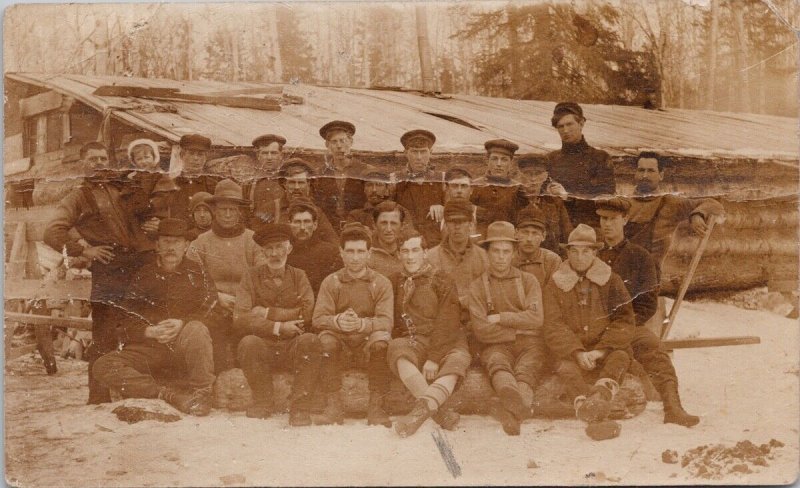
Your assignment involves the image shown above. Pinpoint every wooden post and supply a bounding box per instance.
[415,4,436,94]
[707,0,719,110]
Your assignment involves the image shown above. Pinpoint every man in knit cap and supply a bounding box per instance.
[311,222,394,427]
[469,221,545,436]
[513,206,562,288]
[234,223,321,426]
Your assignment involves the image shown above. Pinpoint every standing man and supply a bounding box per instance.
[513,207,562,288]
[233,223,321,426]
[628,151,725,274]
[388,230,471,437]
[368,200,408,278]
[346,170,414,230]
[544,224,634,424]
[471,139,528,226]
[44,142,155,404]
[314,121,371,229]
[469,222,545,436]
[285,200,343,294]
[169,134,219,221]
[247,134,287,223]
[546,102,615,228]
[394,129,445,247]
[312,223,394,427]
[596,198,699,427]
[516,156,573,253]
[92,218,218,416]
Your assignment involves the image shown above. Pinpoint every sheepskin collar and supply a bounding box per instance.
[551,258,611,292]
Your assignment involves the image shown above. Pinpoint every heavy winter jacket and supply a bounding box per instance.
[469,267,544,344]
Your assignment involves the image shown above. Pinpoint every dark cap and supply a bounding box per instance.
[400,129,436,149]
[340,221,372,248]
[179,134,212,151]
[595,196,631,216]
[319,120,356,139]
[516,206,547,231]
[157,218,190,238]
[253,223,293,246]
[279,159,314,178]
[443,198,473,222]
[189,191,213,212]
[551,102,584,126]
[287,197,320,221]
[445,167,472,181]
[517,157,547,171]
[363,170,391,183]
[252,134,287,148]
[484,139,519,157]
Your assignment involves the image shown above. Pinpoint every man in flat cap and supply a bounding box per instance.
[471,139,528,230]
[314,120,372,228]
[92,218,219,416]
[469,221,545,436]
[513,207,562,288]
[168,133,219,222]
[394,130,446,247]
[596,197,699,427]
[311,222,394,427]
[516,156,573,253]
[286,199,343,294]
[233,223,321,426]
[544,224,634,424]
[546,102,615,228]
[246,134,288,225]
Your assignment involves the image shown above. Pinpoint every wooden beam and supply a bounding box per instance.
[20,91,63,118]
[5,312,92,330]
[662,336,761,350]
[92,85,282,111]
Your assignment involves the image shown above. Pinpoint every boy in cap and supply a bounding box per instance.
[469,221,545,436]
[92,218,218,416]
[596,198,699,427]
[234,223,321,426]
[513,207,562,288]
[471,139,529,228]
[246,134,288,222]
[546,102,615,228]
[389,229,471,437]
[543,224,634,424]
[516,156,573,253]
[312,222,394,427]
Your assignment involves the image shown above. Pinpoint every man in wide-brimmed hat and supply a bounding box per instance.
[469,221,545,436]
[543,223,634,425]
[188,178,265,372]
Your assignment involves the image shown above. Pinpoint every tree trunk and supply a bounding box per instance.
[268,6,283,82]
[415,4,436,93]
[733,6,750,113]
[707,0,719,110]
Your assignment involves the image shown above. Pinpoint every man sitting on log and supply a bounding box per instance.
[513,206,562,288]
[92,218,218,416]
[312,222,394,427]
[596,197,699,427]
[233,223,320,426]
[388,229,471,437]
[544,224,634,424]
[469,221,545,436]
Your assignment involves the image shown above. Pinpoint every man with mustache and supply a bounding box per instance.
[234,223,321,426]
[92,218,218,416]
[368,200,409,278]
[285,200,343,294]
[245,134,288,224]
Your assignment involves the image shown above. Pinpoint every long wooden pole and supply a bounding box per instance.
[415,4,435,94]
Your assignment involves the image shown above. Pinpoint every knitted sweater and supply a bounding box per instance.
[187,228,265,296]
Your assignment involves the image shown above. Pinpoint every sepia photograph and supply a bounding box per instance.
[3,0,799,486]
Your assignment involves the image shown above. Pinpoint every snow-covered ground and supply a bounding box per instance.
[5,299,799,486]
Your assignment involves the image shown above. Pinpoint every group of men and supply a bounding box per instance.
[44,101,724,438]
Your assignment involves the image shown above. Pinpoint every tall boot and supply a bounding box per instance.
[395,399,432,438]
[367,392,392,428]
[312,390,344,425]
[575,378,618,423]
[660,381,700,427]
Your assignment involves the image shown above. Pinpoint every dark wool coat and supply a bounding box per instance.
[598,239,659,326]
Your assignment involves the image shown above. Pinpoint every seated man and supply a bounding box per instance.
[233,223,320,426]
[285,200,343,294]
[312,222,394,427]
[92,218,218,416]
[469,222,545,436]
[513,207,562,288]
[388,230,471,437]
[368,200,409,278]
[544,224,634,424]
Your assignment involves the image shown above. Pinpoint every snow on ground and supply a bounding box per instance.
[5,299,799,486]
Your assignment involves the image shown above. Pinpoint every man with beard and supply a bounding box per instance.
[312,222,394,427]
[168,134,219,222]
[596,197,699,427]
[513,207,562,288]
[394,130,446,247]
[246,134,288,224]
[92,218,217,416]
[627,152,724,274]
[313,121,372,229]
[469,222,545,436]
[45,142,155,404]
[285,200,343,294]
[368,200,409,278]
[470,139,528,227]
[516,156,573,253]
[346,170,414,230]
[234,223,321,426]
[546,102,615,228]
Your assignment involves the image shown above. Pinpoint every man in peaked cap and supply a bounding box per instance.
[93,218,219,416]
[395,129,446,248]
[233,222,321,426]
[469,221,545,436]
[167,133,218,222]
[513,206,562,288]
[246,134,289,225]
[545,102,615,229]
[470,139,529,228]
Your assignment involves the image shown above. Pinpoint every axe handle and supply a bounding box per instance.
[662,217,717,340]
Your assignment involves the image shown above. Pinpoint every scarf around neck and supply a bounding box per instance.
[212,221,246,238]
